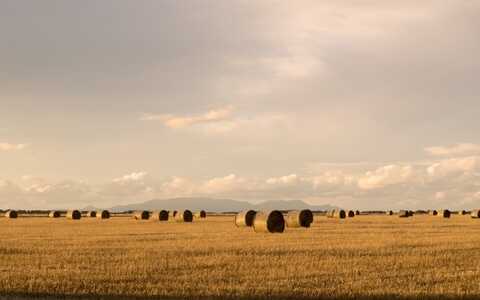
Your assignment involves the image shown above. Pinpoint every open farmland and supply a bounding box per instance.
[1,214,480,300]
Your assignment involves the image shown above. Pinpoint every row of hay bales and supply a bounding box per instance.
[0,209,110,219]
[3,208,480,221]
[396,209,458,218]
[385,209,480,218]
[383,210,419,217]
[428,209,451,218]
[235,209,314,233]
[325,209,358,219]
[133,209,206,222]
[323,209,479,218]
[65,210,111,220]
[386,210,433,218]
[397,210,414,217]
[1,209,206,221]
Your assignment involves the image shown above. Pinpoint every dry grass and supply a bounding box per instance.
[1,215,480,299]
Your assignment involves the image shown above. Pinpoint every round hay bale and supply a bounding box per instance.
[5,210,18,219]
[194,210,207,219]
[96,210,110,219]
[471,210,480,218]
[133,211,149,220]
[253,210,285,233]
[398,210,410,218]
[440,209,451,218]
[175,210,193,222]
[459,210,468,215]
[286,209,313,228]
[355,210,360,216]
[150,210,169,221]
[333,209,346,219]
[386,210,394,216]
[66,210,81,220]
[429,210,438,216]
[235,210,257,227]
[347,210,355,218]
[85,211,97,218]
[168,210,178,219]
[49,211,61,218]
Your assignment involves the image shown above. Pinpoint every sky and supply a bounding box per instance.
[1,0,480,210]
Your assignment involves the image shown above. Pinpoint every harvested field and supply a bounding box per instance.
[0,215,480,299]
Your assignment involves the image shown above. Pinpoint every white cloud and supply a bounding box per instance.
[266,174,299,185]
[160,176,195,197]
[425,143,480,157]
[0,143,28,151]
[426,156,480,177]
[17,180,96,209]
[358,164,414,190]
[26,183,53,193]
[100,172,154,200]
[141,106,234,129]
[202,113,295,139]
[311,171,356,188]
[199,174,246,194]
[113,172,148,183]
[3,154,480,210]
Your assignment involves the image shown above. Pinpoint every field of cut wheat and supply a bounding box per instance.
[1,214,480,300]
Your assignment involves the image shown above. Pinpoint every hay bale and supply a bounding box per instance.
[326,209,345,218]
[286,209,314,228]
[347,210,355,218]
[194,210,207,218]
[49,211,61,218]
[459,210,468,215]
[429,210,438,216]
[85,211,97,218]
[168,210,178,219]
[133,211,149,220]
[333,209,346,219]
[5,210,18,219]
[471,210,480,218]
[398,210,410,218]
[386,210,394,216]
[235,210,257,227]
[253,210,285,233]
[150,210,169,221]
[66,210,81,220]
[96,210,110,219]
[440,209,451,218]
[355,210,360,216]
[175,210,193,222]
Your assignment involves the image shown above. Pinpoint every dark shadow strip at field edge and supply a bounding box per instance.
[1,292,479,300]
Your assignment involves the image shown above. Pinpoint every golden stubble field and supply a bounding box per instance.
[1,215,480,300]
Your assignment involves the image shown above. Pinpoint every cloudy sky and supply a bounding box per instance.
[1,1,480,210]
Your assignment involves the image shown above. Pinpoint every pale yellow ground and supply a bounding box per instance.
[0,214,479,300]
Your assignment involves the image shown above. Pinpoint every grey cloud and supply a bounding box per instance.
[1,1,480,209]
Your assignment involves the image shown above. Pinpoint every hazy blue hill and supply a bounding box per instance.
[109,197,335,212]
[82,205,99,211]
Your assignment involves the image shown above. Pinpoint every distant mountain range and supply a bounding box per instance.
[106,197,336,213]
